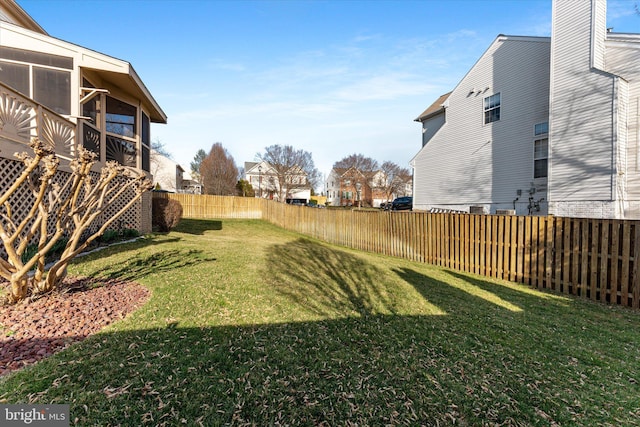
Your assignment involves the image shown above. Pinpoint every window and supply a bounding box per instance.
[141,112,150,171]
[106,96,136,138]
[81,78,99,124]
[33,67,71,114]
[484,93,501,124]
[0,61,29,95]
[535,122,548,135]
[106,135,136,167]
[534,138,548,178]
[0,46,73,70]
[0,47,72,114]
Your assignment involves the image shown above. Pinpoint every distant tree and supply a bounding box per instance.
[256,145,320,201]
[151,138,172,159]
[379,161,412,200]
[200,143,239,195]
[333,154,379,202]
[236,179,255,197]
[190,149,207,183]
[333,154,379,178]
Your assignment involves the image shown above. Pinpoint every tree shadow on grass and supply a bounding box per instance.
[173,219,223,235]
[392,266,640,365]
[70,235,182,266]
[266,238,405,318]
[443,270,571,310]
[81,248,216,282]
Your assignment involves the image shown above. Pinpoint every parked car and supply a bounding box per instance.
[391,196,413,211]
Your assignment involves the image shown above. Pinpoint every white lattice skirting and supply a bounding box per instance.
[0,156,150,258]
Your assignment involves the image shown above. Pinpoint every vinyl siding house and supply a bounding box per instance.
[324,167,371,207]
[151,151,201,194]
[151,150,185,193]
[325,167,412,207]
[0,0,166,232]
[245,161,311,203]
[412,0,640,219]
[324,168,342,206]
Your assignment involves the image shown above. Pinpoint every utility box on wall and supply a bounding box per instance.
[496,209,516,215]
[469,206,485,214]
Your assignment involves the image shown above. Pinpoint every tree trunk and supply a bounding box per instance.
[8,277,29,304]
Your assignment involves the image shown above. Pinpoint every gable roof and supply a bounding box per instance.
[0,3,167,124]
[414,92,451,122]
[0,0,46,35]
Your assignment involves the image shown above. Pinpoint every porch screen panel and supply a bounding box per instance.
[141,112,150,171]
[83,123,101,157]
[33,67,71,115]
[142,144,150,172]
[0,61,29,95]
[0,46,73,70]
[82,94,99,125]
[106,135,136,167]
[106,96,136,138]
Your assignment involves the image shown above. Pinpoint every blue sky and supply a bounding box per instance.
[19,0,640,181]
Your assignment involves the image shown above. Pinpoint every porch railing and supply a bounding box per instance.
[0,81,76,160]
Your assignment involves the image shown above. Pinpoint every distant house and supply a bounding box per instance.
[181,174,203,194]
[324,167,366,207]
[325,167,411,207]
[0,0,166,232]
[244,161,311,203]
[151,150,201,194]
[151,150,184,192]
[324,168,342,206]
[412,0,640,219]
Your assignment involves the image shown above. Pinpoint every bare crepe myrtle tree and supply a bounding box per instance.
[0,138,153,304]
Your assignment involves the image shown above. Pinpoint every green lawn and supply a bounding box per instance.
[1,218,639,426]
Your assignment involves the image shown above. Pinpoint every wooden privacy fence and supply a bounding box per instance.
[154,193,264,219]
[156,193,640,309]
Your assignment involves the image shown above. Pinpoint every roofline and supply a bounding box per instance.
[127,63,167,124]
[4,0,47,35]
[444,33,550,107]
[73,42,167,123]
[605,32,640,47]
[414,92,451,122]
[0,20,167,123]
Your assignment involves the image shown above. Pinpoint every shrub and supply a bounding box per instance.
[20,237,70,267]
[21,243,39,265]
[122,228,140,239]
[47,237,69,259]
[98,229,120,244]
[152,198,183,232]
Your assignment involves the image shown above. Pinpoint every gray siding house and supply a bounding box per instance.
[412,0,640,219]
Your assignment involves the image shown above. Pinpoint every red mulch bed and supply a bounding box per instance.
[0,277,149,376]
